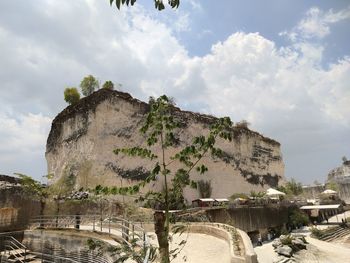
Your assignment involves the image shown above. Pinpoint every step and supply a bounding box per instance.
[322,228,350,242]
[7,248,26,255]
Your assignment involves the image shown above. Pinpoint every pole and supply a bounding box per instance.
[109,217,111,236]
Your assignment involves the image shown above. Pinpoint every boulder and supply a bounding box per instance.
[272,239,282,248]
[291,238,307,250]
[276,245,293,257]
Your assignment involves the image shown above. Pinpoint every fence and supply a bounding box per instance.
[29,214,150,263]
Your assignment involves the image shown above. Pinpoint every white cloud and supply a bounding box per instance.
[281,6,350,40]
[0,1,349,183]
[0,112,51,157]
[173,12,190,32]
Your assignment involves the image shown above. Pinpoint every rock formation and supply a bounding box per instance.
[327,159,350,203]
[327,159,350,182]
[46,89,285,201]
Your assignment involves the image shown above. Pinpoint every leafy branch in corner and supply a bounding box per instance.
[110,0,180,11]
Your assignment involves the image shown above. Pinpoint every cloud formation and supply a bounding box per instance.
[0,1,349,183]
[281,6,350,40]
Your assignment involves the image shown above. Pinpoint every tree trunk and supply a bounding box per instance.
[154,211,170,263]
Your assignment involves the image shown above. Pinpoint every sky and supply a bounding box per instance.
[0,0,349,185]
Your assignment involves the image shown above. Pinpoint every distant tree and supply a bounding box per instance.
[102,80,114,90]
[109,0,180,11]
[80,75,99,96]
[286,178,303,196]
[14,173,50,217]
[64,87,80,105]
[250,190,265,198]
[235,120,250,129]
[277,178,303,196]
[326,181,339,191]
[342,156,348,163]
[288,208,309,228]
[197,180,212,198]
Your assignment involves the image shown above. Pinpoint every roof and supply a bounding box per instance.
[300,204,341,210]
[215,198,229,202]
[266,188,286,196]
[192,198,229,202]
[192,198,215,202]
[321,189,337,194]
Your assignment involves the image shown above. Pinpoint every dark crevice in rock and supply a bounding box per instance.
[239,169,280,187]
[106,162,150,181]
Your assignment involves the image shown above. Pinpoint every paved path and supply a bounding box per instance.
[254,226,350,263]
[254,241,278,263]
[147,232,231,263]
[79,223,231,263]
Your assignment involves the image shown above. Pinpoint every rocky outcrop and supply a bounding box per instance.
[327,160,350,203]
[46,89,285,201]
[0,175,40,231]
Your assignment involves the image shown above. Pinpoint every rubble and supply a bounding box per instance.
[272,234,308,262]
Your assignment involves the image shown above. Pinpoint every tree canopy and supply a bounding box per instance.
[109,0,180,11]
[80,75,99,96]
[277,178,303,196]
[102,80,114,90]
[64,87,80,105]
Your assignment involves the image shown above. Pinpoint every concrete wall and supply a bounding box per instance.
[186,223,257,263]
[206,206,288,233]
[0,187,40,231]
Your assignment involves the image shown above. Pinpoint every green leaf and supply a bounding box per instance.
[116,0,121,9]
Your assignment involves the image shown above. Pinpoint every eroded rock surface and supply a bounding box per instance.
[46,89,285,200]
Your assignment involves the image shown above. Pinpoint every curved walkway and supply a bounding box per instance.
[147,232,231,263]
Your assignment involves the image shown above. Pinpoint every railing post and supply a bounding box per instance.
[100,217,103,232]
[108,217,111,236]
[132,224,135,240]
[93,216,95,231]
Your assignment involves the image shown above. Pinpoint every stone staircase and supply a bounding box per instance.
[318,226,350,242]
[1,248,40,263]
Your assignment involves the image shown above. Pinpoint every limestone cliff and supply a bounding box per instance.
[327,159,350,203]
[327,160,350,182]
[46,89,285,201]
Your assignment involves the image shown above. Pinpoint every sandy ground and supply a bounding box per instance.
[80,224,231,263]
[254,241,279,263]
[255,221,350,263]
[147,232,231,263]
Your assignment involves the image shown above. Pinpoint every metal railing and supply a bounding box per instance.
[29,215,151,263]
[0,234,27,263]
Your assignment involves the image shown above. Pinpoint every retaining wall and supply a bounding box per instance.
[185,223,257,263]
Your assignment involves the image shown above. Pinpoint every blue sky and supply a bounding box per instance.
[0,0,349,185]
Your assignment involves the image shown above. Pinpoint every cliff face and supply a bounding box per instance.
[327,160,350,203]
[46,89,285,200]
[327,160,350,182]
